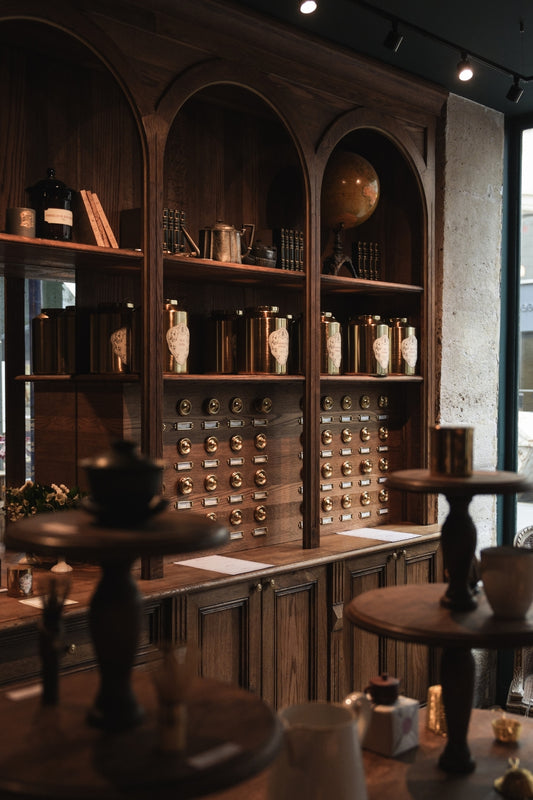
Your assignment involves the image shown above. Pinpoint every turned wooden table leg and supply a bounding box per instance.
[438,647,476,773]
[87,559,144,731]
[440,494,477,611]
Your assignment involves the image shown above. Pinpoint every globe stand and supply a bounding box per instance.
[323,222,357,277]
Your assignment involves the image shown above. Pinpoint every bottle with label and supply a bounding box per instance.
[26,167,73,241]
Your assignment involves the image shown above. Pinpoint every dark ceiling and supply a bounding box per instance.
[233,0,533,118]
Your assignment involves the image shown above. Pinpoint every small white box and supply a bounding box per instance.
[362,695,419,757]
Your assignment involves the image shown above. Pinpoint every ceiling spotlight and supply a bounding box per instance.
[383,21,403,53]
[457,52,473,82]
[299,1,317,13]
[507,75,524,103]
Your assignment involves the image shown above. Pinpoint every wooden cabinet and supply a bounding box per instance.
[181,566,328,708]
[0,0,447,698]
[344,539,443,702]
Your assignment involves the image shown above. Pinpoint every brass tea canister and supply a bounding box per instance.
[57,305,77,374]
[430,424,474,477]
[321,312,342,375]
[346,314,389,376]
[241,306,289,374]
[389,317,418,375]
[32,309,60,374]
[163,299,189,373]
[90,301,137,374]
[209,309,242,374]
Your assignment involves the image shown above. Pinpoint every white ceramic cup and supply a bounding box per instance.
[480,546,533,619]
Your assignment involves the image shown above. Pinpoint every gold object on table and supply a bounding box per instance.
[495,758,533,798]
[430,424,474,476]
[426,684,447,735]
[493,715,523,744]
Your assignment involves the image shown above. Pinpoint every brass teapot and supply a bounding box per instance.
[199,220,255,263]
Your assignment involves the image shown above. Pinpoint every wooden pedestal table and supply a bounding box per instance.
[386,469,530,612]
[0,669,282,799]
[345,583,533,775]
[5,508,229,732]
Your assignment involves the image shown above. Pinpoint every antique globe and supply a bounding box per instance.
[321,150,380,231]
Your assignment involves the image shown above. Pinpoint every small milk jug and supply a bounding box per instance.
[267,695,371,800]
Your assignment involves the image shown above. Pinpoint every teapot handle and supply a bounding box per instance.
[241,223,255,255]
[343,691,372,741]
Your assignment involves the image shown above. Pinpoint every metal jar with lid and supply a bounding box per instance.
[388,317,418,375]
[346,314,390,376]
[241,306,290,374]
[32,309,61,374]
[163,299,189,373]
[90,301,137,374]
[208,309,242,374]
[320,311,342,375]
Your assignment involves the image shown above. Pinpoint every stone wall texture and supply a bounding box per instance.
[439,93,505,554]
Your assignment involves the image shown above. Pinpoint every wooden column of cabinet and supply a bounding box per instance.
[0,0,447,704]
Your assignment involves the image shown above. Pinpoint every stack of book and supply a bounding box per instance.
[275,228,304,271]
[74,189,118,248]
[163,208,186,254]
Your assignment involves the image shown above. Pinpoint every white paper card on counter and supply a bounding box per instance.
[175,555,274,575]
[18,597,78,609]
[337,528,420,543]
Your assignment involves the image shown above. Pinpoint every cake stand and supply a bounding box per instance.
[6,508,228,731]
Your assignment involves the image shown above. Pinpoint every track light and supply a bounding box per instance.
[457,52,473,82]
[383,21,403,53]
[299,1,317,13]
[507,75,524,103]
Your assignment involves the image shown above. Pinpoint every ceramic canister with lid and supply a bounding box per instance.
[388,317,418,375]
[163,299,189,373]
[241,305,290,374]
[90,301,136,374]
[320,312,342,375]
[346,314,389,376]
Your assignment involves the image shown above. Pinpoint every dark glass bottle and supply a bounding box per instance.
[26,167,73,241]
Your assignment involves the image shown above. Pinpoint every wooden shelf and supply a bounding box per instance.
[321,273,423,294]
[0,234,142,281]
[320,374,423,382]
[17,373,140,382]
[164,254,305,288]
[163,373,305,382]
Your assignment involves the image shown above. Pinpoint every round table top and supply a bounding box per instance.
[5,508,229,560]
[0,670,282,799]
[386,468,530,496]
[345,583,533,649]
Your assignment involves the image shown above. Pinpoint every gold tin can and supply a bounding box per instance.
[346,314,389,376]
[32,309,60,374]
[430,425,474,476]
[241,306,289,374]
[389,317,418,375]
[90,301,137,374]
[163,299,189,373]
[209,309,242,374]
[320,312,342,375]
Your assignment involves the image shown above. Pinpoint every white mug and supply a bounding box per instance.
[267,695,371,800]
